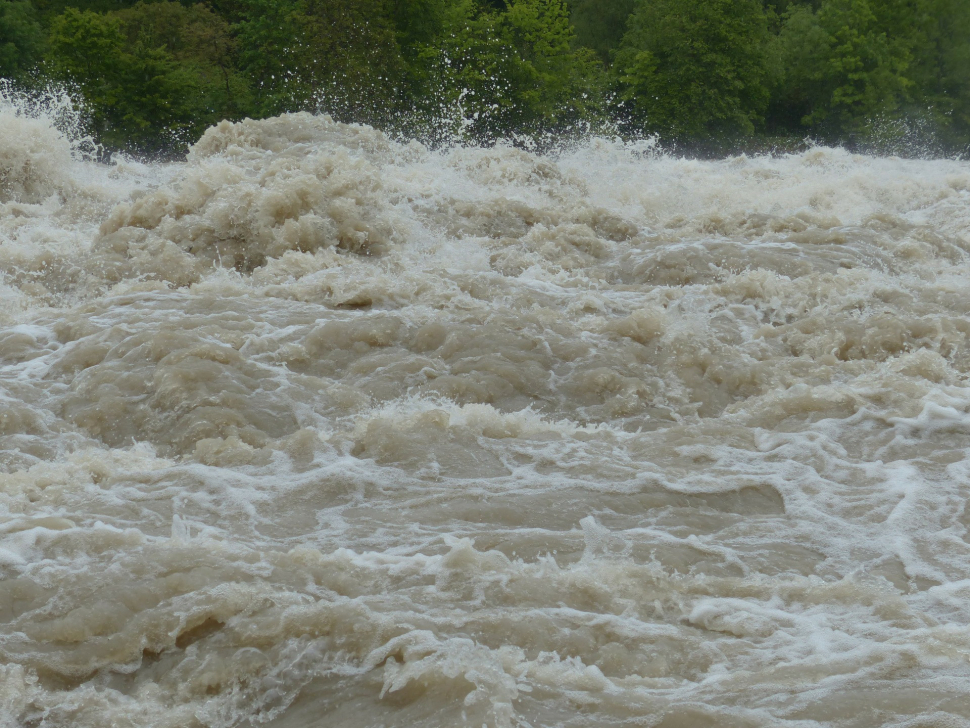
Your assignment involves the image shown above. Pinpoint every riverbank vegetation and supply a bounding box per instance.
[2,0,968,155]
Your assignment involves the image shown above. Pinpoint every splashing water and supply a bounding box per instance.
[3,97,970,728]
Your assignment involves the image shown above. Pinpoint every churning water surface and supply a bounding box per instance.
[3,99,970,728]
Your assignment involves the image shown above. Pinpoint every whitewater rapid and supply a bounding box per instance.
[3,102,970,728]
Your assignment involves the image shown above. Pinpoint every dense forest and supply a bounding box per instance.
[1,0,969,155]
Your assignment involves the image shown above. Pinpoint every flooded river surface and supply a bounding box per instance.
[3,102,970,727]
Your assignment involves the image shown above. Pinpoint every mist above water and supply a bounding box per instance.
[3,95,970,728]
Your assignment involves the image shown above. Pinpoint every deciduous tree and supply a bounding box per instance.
[47,7,210,151]
[0,0,43,78]
[614,0,774,142]
[777,0,912,134]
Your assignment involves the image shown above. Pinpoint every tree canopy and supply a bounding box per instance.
[0,0,43,78]
[614,0,774,142]
[1,0,966,154]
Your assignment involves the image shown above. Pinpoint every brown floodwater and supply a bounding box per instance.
[3,99,970,728]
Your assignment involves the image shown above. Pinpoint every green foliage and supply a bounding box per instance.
[231,0,316,115]
[14,0,970,153]
[234,0,403,119]
[392,0,449,49]
[613,0,774,142]
[776,0,913,134]
[420,0,606,141]
[764,0,819,16]
[115,2,251,119]
[33,0,142,22]
[566,0,634,62]
[0,0,44,78]
[902,0,970,146]
[46,4,233,152]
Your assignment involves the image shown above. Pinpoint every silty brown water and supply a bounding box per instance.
[3,101,970,727]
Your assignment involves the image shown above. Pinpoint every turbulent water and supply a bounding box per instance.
[3,99,970,728]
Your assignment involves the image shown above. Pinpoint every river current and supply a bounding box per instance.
[3,98,970,728]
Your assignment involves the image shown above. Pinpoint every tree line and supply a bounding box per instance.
[1,0,968,154]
